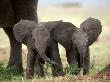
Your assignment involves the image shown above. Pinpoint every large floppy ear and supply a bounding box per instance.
[80,17,102,46]
[46,20,63,31]
[13,20,33,42]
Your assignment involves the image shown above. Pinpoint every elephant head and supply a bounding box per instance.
[72,17,102,68]
[80,17,102,46]
[13,19,36,43]
[72,28,88,68]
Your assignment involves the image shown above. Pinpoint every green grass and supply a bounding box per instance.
[0,62,23,81]
[0,62,108,82]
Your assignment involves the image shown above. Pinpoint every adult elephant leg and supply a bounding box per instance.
[50,42,64,77]
[3,28,23,72]
[66,47,80,75]
[83,47,90,75]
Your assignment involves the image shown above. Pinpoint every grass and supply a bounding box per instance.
[0,6,110,81]
[0,62,109,82]
[0,62,23,81]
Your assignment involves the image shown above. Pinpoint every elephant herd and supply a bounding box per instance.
[0,0,102,79]
[13,18,102,79]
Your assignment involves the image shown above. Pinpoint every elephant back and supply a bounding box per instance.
[52,22,77,49]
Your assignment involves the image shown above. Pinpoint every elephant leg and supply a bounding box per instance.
[3,28,23,72]
[26,48,36,79]
[66,46,78,66]
[66,47,80,75]
[66,49,77,65]
[49,42,64,77]
[83,47,90,75]
[35,54,44,77]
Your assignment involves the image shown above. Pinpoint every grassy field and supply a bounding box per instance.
[0,6,110,81]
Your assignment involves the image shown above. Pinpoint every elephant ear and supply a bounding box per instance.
[13,20,35,42]
[46,20,63,31]
[80,17,102,46]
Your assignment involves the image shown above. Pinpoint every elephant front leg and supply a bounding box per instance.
[3,28,23,73]
[83,47,90,75]
[34,55,44,77]
[66,48,77,65]
[26,48,36,79]
[66,47,80,75]
[49,42,64,77]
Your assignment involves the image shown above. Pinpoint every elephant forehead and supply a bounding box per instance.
[33,27,49,36]
[74,29,87,38]
[32,27,50,43]
[32,28,50,53]
[73,29,88,46]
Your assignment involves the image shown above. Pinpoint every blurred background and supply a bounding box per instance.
[0,0,110,74]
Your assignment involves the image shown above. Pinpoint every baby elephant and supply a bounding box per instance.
[13,19,79,78]
[13,20,64,79]
[72,17,102,74]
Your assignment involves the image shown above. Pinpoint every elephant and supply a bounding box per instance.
[33,17,102,75]
[72,17,102,74]
[13,20,64,78]
[0,0,38,72]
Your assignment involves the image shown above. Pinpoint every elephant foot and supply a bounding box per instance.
[26,68,34,79]
[35,68,44,77]
[73,68,81,75]
[51,65,65,77]
[34,62,44,77]
[83,68,89,75]
[52,70,65,77]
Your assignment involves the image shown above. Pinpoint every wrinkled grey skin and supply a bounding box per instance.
[72,17,102,74]
[13,20,64,78]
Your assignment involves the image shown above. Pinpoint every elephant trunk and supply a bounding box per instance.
[38,51,60,68]
[77,47,87,69]
[79,53,85,68]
